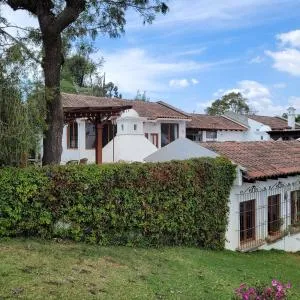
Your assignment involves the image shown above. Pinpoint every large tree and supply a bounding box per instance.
[0,0,168,165]
[206,92,250,116]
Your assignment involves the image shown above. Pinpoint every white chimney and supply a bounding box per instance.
[287,107,296,129]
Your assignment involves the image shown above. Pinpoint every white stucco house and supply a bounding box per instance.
[145,139,300,252]
[60,93,190,164]
[186,108,300,143]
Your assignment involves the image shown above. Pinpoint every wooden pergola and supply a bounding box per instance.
[63,104,132,164]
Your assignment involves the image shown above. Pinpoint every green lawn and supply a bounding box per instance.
[0,239,299,299]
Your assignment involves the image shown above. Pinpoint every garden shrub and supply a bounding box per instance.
[0,157,236,249]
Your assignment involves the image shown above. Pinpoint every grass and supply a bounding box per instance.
[0,239,300,299]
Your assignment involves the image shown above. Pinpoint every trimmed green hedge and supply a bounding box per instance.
[0,158,236,249]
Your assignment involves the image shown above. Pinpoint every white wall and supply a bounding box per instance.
[243,119,271,141]
[61,119,95,164]
[103,135,157,162]
[226,174,300,252]
[216,130,245,142]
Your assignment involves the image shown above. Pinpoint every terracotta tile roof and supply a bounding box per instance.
[201,141,300,181]
[62,93,124,108]
[187,114,247,131]
[62,93,190,120]
[248,115,300,130]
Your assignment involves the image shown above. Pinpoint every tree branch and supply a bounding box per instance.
[4,0,38,14]
[0,28,41,64]
[55,0,86,32]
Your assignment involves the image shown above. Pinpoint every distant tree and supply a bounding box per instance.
[135,90,149,101]
[206,92,250,115]
[62,54,98,88]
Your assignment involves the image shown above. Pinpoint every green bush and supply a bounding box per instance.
[0,158,236,249]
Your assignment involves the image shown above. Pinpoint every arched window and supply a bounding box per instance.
[67,121,78,149]
[134,124,137,130]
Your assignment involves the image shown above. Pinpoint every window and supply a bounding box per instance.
[187,131,203,142]
[67,121,78,149]
[134,124,137,131]
[85,122,96,149]
[268,194,281,235]
[150,133,158,147]
[161,123,179,147]
[206,130,217,140]
[145,133,149,139]
[291,190,300,225]
[121,124,124,131]
[240,199,256,243]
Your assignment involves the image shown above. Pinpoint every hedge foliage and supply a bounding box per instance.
[0,158,236,249]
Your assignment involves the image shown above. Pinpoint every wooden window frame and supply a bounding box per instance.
[291,190,300,225]
[240,199,256,244]
[150,133,159,147]
[67,121,78,149]
[161,123,179,147]
[268,194,281,235]
[85,121,96,150]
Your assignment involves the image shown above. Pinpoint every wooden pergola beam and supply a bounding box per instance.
[63,104,132,165]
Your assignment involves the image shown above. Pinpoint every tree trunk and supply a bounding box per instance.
[42,34,64,165]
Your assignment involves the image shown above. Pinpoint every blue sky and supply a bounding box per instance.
[3,0,300,115]
[93,0,300,115]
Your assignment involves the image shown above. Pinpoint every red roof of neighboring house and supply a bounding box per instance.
[62,93,190,120]
[187,114,247,131]
[248,115,300,130]
[201,140,300,181]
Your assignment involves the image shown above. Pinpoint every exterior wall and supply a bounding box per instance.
[216,130,245,142]
[226,173,300,252]
[61,119,95,164]
[243,119,271,141]
[143,120,186,148]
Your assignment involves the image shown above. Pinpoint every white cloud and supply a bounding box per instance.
[96,48,220,95]
[175,48,207,57]
[249,56,264,64]
[169,79,190,88]
[168,78,199,88]
[126,0,300,32]
[277,29,300,48]
[266,48,300,76]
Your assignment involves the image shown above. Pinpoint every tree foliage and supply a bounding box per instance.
[0,61,44,167]
[206,92,250,116]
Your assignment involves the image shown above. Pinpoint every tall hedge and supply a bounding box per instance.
[0,158,236,249]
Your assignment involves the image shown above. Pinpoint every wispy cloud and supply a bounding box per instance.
[97,48,233,96]
[249,56,264,64]
[169,78,199,88]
